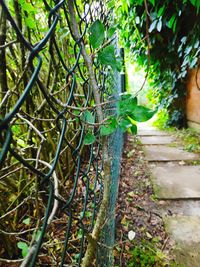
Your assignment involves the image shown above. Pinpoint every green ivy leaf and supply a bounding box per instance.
[100,118,117,136]
[130,106,156,122]
[98,45,117,69]
[149,0,155,6]
[107,0,115,8]
[119,118,132,132]
[121,0,129,13]
[130,124,137,135]
[33,230,42,242]
[81,111,95,124]
[157,6,165,17]
[107,27,116,39]
[17,242,29,258]
[89,20,105,49]
[118,96,137,116]
[84,133,96,145]
[168,14,176,29]
[25,17,35,29]
[191,0,200,13]
[23,218,30,225]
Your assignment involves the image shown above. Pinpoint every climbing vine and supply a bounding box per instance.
[114,0,200,127]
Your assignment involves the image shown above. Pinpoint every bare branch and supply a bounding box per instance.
[0,40,18,49]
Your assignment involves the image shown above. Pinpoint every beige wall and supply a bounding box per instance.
[186,67,200,129]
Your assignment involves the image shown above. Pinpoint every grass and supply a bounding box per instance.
[172,128,200,154]
[152,110,200,154]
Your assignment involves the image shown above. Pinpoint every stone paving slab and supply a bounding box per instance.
[151,166,200,199]
[139,125,200,266]
[165,216,200,267]
[138,129,169,136]
[159,200,200,217]
[144,145,199,162]
[139,136,174,145]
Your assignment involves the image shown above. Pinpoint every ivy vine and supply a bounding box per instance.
[115,0,200,127]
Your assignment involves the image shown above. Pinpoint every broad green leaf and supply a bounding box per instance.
[84,133,96,145]
[107,0,115,8]
[168,14,176,29]
[120,94,137,101]
[33,230,42,241]
[121,0,129,13]
[118,96,137,116]
[23,218,30,225]
[11,125,21,135]
[22,3,35,12]
[89,20,105,49]
[100,118,117,136]
[81,111,95,124]
[130,124,137,135]
[157,6,165,17]
[172,19,177,33]
[25,17,35,29]
[131,106,156,122]
[107,27,116,39]
[149,0,155,6]
[119,118,132,132]
[189,0,200,12]
[17,242,29,258]
[98,45,117,69]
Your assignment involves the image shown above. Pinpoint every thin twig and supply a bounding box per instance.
[0,227,36,235]
[0,196,34,219]
[17,113,46,141]
[0,166,23,180]
[0,40,18,49]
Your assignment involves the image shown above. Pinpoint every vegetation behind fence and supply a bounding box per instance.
[0,1,124,266]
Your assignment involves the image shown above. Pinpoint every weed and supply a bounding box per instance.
[127,240,167,267]
[173,128,200,154]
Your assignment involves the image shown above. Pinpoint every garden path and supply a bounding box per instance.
[138,124,200,267]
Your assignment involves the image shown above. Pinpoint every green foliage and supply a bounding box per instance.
[33,230,42,242]
[17,242,29,258]
[116,0,200,127]
[83,94,156,144]
[82,111,95,124]
[130,106,156,122]
[128,242,166,267]
[22,218,31,225]
[152,109,170,130]
[98,45,118,69]
[100,117,118,136]
[89,20,105,49]
[174,128,200,154]
[84,133,96,145]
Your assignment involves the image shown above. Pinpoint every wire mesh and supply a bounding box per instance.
[0,1,123,266]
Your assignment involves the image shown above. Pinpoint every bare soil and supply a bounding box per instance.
[114,135,175,267]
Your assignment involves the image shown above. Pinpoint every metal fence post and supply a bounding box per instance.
[97,47,125,267]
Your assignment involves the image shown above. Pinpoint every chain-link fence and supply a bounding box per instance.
[0,1,123,266]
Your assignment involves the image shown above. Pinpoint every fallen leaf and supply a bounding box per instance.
[128,230,136,241]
